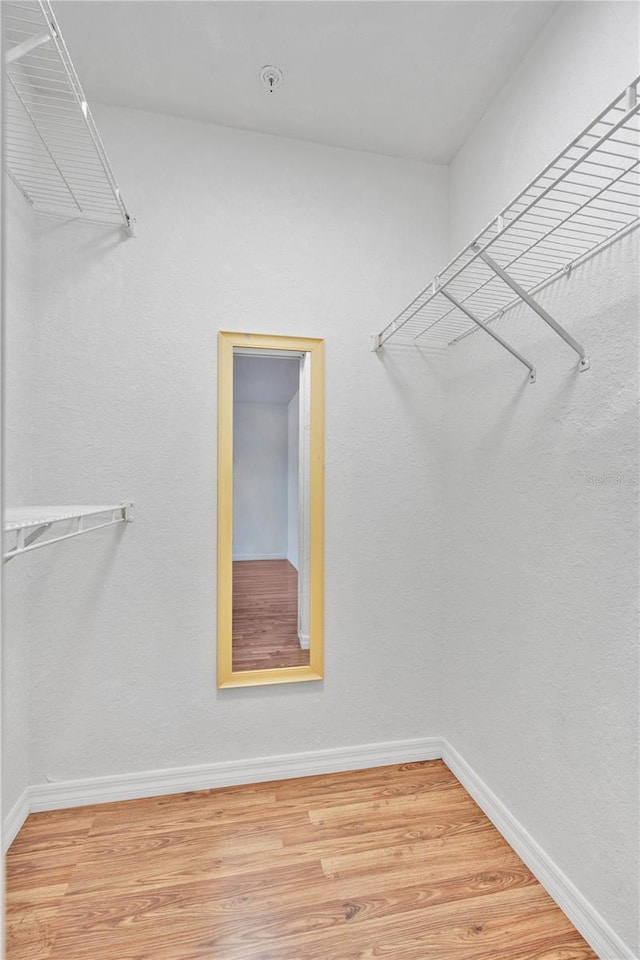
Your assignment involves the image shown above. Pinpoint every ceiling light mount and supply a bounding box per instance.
[260,65,283,94]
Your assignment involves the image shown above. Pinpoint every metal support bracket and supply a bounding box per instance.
[371,334,382,352]
[5,32,51,65]
[474,247,590,372]
[3,503,134,562]
[24,524,52,549]
[4,523,52,563]
[441,289,536,383]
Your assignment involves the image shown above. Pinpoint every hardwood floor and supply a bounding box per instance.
[6,761,597,960]
[232,559,309,671]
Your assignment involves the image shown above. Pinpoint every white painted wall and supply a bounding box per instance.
[287,390,299,571]
[18,106,447,785]
[445,3,639,954]
[5,7,637,951]
[449,2,640,254]
[3,185,36,820]
[233,402,288,561]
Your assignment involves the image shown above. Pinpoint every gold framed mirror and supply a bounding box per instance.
[217,332,324,687]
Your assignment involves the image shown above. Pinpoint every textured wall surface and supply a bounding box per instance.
[3,4,638,952]
[445,2,640,951]
[233,402,289,561]
[3,186,36,817]
[21,106,448,783]
[449,2,640,253]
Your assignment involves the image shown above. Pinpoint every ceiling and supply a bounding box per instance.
[234,355,300,405]
[55,1,558,164]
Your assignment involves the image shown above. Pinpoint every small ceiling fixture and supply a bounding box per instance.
[260,65,283,94]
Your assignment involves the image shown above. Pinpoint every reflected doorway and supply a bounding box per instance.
[231,350,311,672]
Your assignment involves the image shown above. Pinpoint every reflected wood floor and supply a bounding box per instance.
[6,761,597,960]
[232,559,309,671]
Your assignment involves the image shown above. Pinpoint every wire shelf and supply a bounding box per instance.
[3,0,133,232]
[3,503,133,561]
[375,77,640,370]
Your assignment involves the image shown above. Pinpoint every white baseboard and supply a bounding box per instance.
[232,553,287,562]
[298,631,310,650]
[5,736,635,960]
[3,788,30,854]
[27,737,443,814]
[442,741,637,960]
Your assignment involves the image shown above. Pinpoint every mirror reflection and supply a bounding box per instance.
[217,332,324,688]
[232,350,310,671]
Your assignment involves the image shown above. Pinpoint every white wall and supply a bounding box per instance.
[287,390,299,571]
[2,185,36,819]
[233,401,288,561]
[6,7,637,951]
[445,3,639,953]
[449,2,640,254]
[19,105,448,784]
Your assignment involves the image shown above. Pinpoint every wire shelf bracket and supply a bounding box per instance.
[475,248,589,373]
[440,286,537,383]
[3,1,134,235]
[373,77,640,381]
[3,503,133,562]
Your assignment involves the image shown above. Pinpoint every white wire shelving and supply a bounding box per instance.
[374,78,640,383]
[3,0,133,233]
[3,503,133,562]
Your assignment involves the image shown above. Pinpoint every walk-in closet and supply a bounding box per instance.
[2,2,638,958]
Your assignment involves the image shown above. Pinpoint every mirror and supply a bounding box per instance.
[217,332,324,687]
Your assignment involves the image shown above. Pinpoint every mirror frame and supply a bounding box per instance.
[217,331,324,687]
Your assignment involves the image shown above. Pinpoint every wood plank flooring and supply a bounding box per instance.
[6,761,597,960]
[232,559,309,671]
